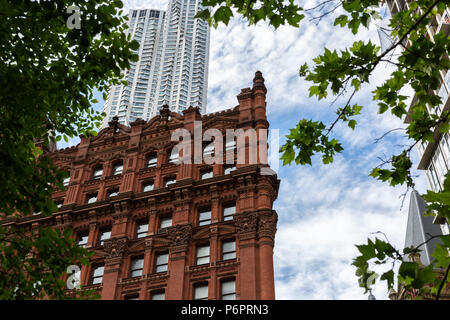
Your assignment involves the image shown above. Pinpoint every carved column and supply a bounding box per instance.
[101,236,128,300]
[210,185,220,223]
[86,217,97,249]
[111,201,131,237]
[258,211,277,300]
[147,198,158,235]
[173,188,191,225]
[209,225,219,300]
[234,212,258,299]
[237,176,256,213]
[165,224,192,299]
[140,238,153,300]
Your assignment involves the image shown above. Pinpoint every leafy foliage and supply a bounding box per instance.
[199,0,450,298]
[196,0,305,28]
[0,0,138,299]
[0,226,97,299]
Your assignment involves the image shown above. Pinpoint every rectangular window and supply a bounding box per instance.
[151,291,165,300]
[78,233,89,248]
[86,194,97,204]
[164,176,176,187]
[196,245,210,265]
[107,189,119,198]
[147,154,158,167]
[136,222,149,239]
[92,167,103,180]
[91,265,104,285]
[112,163,123,175]
[143,182,154,192]
[198,209,211,226]
[194,284,208,300]
[201,170,213,180]
[63,175,70,187]
[222,240,236,260]
[223,204,236,221]
[225,139,236,151]
[155,253,169,272]
[130,257,144,277]
[169,148,179,164]
[224,166,236,175]
[98,229,111,246]
[221,280,236,300]
[203,142,214,157]
[159,216,172,230]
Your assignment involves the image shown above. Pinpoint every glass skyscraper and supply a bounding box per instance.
[101,0,210,128]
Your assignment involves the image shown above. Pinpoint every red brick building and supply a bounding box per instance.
[5,71,280,300]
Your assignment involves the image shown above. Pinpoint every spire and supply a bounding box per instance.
[404,191,443,266]
[252,70,267,94]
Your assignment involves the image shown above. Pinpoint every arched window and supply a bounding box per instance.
[107,189,119,198]
[63,171,70,187]
[168,147,179,164]
[147,152,158,168]
[92,165,103,180]
[225,138,236,151]
[86,193,97,204]
[112,161,123,175]
[203,141,214,157]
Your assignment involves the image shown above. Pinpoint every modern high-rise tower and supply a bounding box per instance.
[101,0,210,128]
[383,0,450,300]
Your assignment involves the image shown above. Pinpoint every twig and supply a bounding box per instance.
[304,0,337,12]
[436,263,450,300]
[325,88,357,136]
[399,187,409,210]
[310,1,344,24]
[374,128,405,144]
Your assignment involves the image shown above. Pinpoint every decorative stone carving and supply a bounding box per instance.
[258,211,277,240]
[160,105,170,125]
[104,237,128,264]
[167,224,192,247]
[234,212,258,234]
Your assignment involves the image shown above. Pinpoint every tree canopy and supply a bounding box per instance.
[0,0,138,299]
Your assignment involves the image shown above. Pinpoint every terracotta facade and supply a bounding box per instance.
[4,72,280,300]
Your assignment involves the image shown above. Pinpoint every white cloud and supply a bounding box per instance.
[273,155,413,300]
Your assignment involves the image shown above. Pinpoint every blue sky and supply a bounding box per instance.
[59,0,430,299]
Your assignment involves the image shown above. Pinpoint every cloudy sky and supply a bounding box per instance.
[61,0,430,299]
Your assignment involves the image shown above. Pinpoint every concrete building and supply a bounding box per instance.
[101,0,210,128]
[3,72,279,300]
[383,0,450,300]
[384,0,449,257]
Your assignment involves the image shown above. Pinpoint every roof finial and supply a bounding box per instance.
[252,70,266,94]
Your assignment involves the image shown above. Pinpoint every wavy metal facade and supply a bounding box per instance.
[101,0,210,128]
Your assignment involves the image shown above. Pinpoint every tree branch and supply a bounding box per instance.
[436,263,450,300]
[310,1,344,24]
[325,88,357,136]
[304,0,337,12]
[369,0,442,74]
[374,128,405,144]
